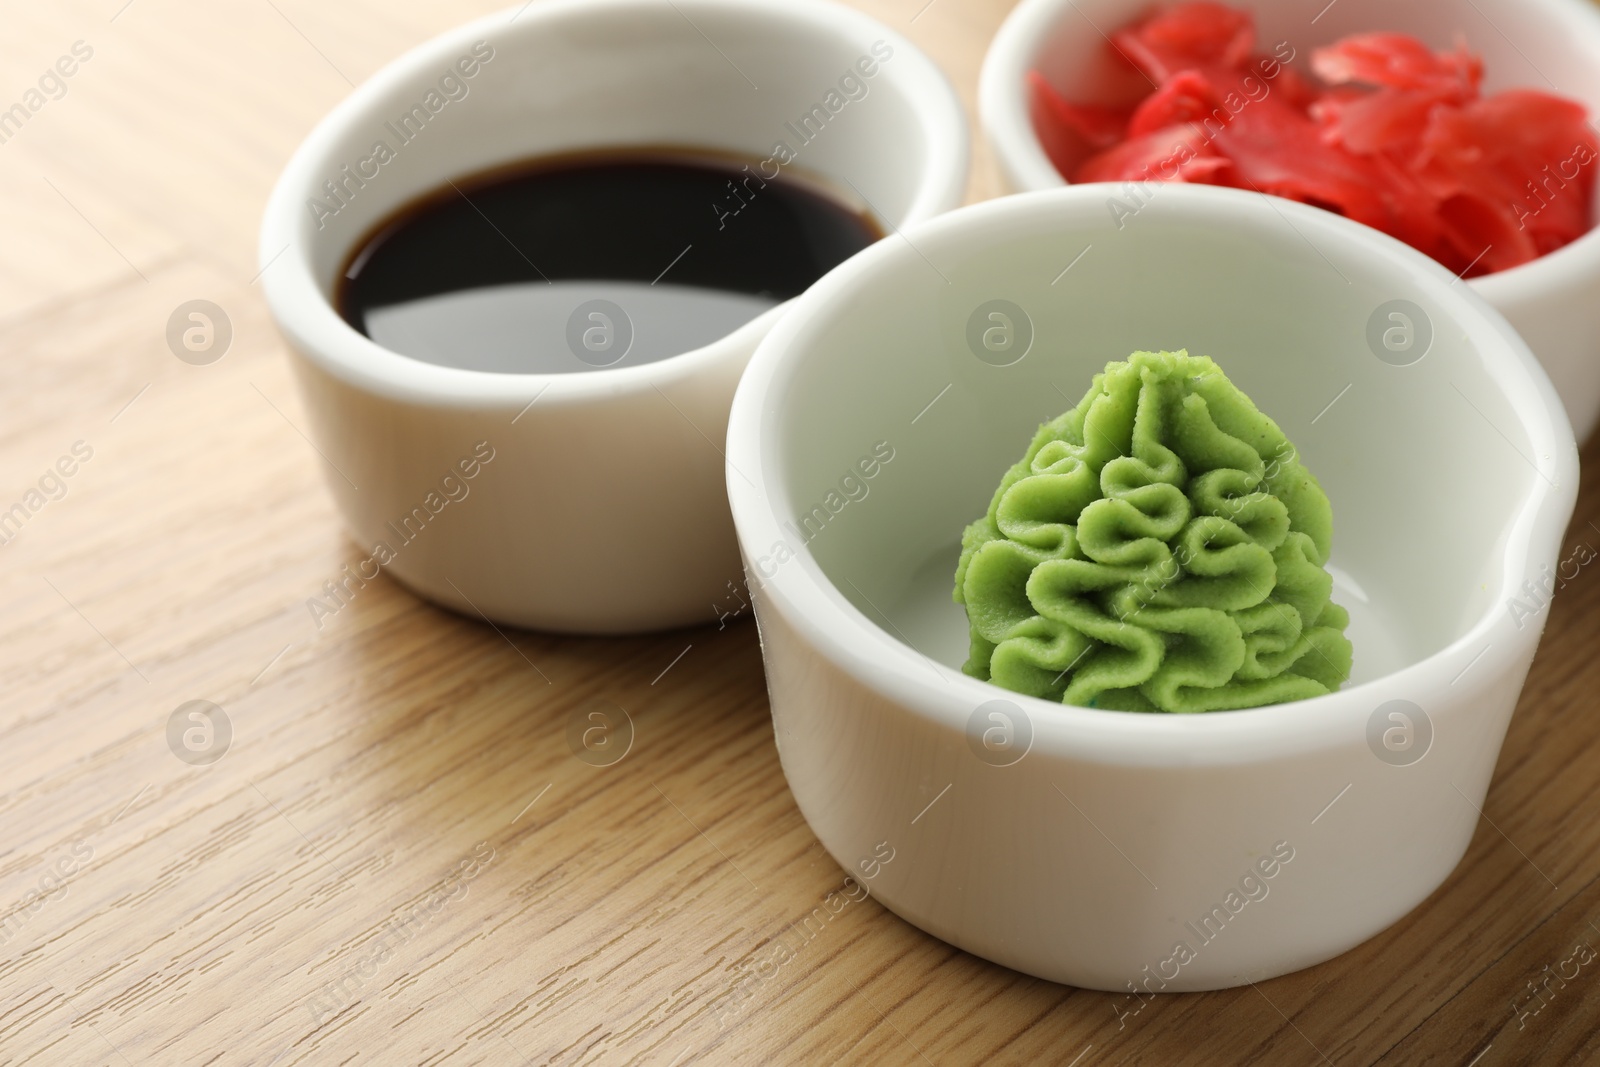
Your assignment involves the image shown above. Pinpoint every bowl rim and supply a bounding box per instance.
[975,0,1600,301]
[257,0,970,411]
[725,183,1580,766]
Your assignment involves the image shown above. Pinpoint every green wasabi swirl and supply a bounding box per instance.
[954,350,1352,713]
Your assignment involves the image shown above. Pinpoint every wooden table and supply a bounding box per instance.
[3,0,1599,1063]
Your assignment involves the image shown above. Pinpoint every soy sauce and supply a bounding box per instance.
[336,147,883,373]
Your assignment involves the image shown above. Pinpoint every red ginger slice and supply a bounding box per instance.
[1311,32,1482,96]
[1208,96,1394,231]
[1111,1,1255,82]
[1075,123,1235,184]
[1313,86,1460,156]
[1126,70,1231,137]
[1416,90,1597,271]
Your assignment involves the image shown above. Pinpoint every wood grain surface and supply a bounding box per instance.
[2,0,1599,1064]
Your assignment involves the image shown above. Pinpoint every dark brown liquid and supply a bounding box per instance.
[336,148,883,373]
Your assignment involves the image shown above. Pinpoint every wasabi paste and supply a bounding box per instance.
[954,350,1352,713]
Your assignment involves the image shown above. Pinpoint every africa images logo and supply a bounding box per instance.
[305,41,495,230]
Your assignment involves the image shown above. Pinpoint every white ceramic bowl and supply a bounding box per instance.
[260,0,967,633]
[979,0,1600,442]
[725,184,1578,990]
